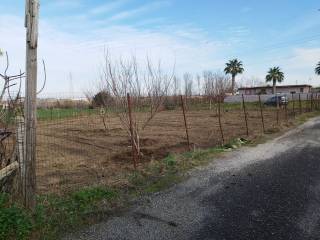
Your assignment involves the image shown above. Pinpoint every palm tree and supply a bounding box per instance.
[316,62,320,75]
[224,59,244,95]
[266,67,284,94]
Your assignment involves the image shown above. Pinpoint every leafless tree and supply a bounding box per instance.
[83,89,94,104]
[101,53,174,166]
[203,71,231,97]
[196,74,201,96]
[0,52,24,171]
[240,76,264,88]
[0,51,46,193]
[202,71,232,111]
[173,76,180,96]
[184,72,193,97]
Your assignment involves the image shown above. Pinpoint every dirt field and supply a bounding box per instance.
[36,106,294,194]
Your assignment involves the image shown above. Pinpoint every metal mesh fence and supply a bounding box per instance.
[33,93,320,194]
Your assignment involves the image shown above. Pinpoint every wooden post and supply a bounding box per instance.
[309,94,311,112]
[241,94,249,136]
[24,0,39,210]
[276,95,279,125]
[50,107,53,120]
[16,116,25,195]
[291,93,295,118]
[217,95,224,145]
[127,93,137,170]
[258,95,265,133]
[284,102,288,123]
[180,95,191,151]
[299,93,302,115]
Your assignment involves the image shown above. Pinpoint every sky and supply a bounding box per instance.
[0,0,319,97]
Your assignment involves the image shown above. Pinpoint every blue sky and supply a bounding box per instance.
[0,0,319,96]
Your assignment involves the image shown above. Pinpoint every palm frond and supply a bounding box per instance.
[266,67,284,83]
[224,59,244,76]
[315,62,320,75]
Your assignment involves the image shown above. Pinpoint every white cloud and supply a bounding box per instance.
[283,48,320,86]
[0,14,226,97]
[2,4,317,97]
[290,48,320,66]
[244,47,320,86]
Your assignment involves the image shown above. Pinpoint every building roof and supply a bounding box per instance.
[238,84,312,90]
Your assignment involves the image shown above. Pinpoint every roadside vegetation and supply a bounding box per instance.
[2,109,320,240]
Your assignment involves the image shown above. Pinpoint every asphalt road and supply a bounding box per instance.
[64,117,320,240]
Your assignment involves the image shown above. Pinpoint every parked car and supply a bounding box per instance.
[264,95,288,106]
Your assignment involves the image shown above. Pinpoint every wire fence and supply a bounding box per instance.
[29,93,320,194]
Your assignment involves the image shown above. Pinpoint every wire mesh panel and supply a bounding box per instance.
[34,94,310,194]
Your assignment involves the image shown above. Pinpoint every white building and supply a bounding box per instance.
[238,85,312,95]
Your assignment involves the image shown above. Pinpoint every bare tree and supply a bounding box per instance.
[240,76,264,88]
[0,52,24,181]
[101,53,173,167]
[196,74,201,96]
[173,76,180,96]
[84,91,93,105]
[203,71,231,97]
[184,73,193,97]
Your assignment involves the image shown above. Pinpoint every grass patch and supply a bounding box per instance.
[127,139,247,197]
[37,108,98,121]
[295,110,320,124]
[34,186,118,239]
[0,187,118,240]
[163,154,177,167]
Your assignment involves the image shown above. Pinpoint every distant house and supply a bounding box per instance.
[238,84,312,95]
[311,87,320,93]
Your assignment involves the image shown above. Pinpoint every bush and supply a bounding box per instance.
[92,91,113,108]
[0,194,32,240]
[163,154,176,167]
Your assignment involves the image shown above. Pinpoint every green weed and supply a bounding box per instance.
[0,193,33,240]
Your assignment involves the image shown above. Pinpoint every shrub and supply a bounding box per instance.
[163,154,176,167]
[0,194,32,240]
[92,91,113,108]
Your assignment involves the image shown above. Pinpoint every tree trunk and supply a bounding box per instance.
[232,75,235,95]
[273,80,276,94]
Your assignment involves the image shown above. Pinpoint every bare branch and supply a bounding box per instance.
[37,59,47,94]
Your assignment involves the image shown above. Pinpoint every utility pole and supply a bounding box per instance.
[24,0,39,210]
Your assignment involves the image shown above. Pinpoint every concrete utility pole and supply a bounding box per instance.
[24,0,39,210]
